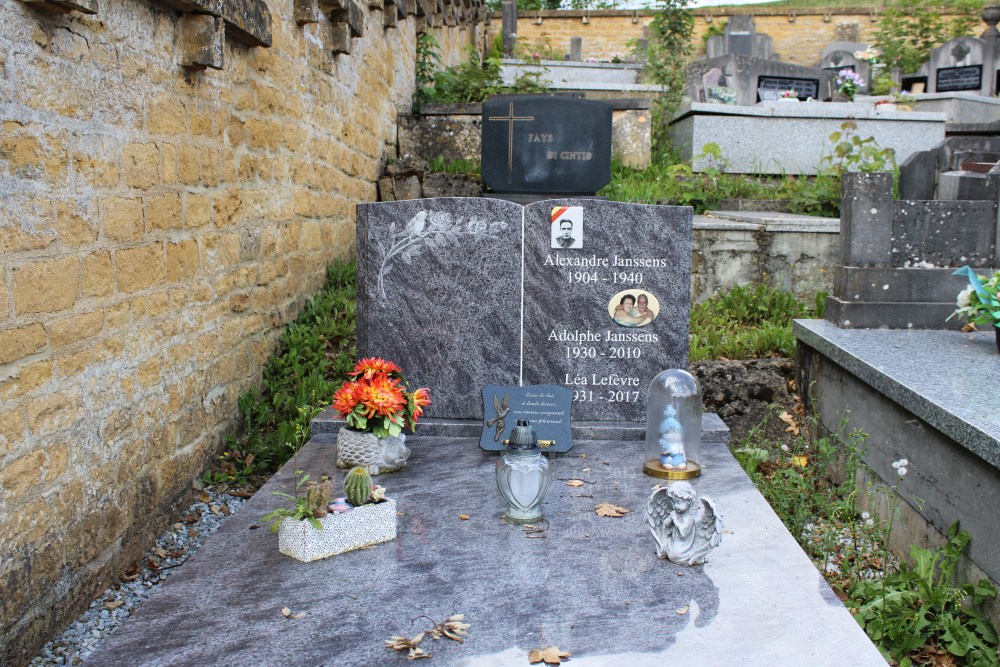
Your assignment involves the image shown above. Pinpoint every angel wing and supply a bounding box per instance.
[645,487,675,559]
[690,496,723,562]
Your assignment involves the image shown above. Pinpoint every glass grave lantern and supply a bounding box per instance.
[495,419,553,524]
[643,369,702,480]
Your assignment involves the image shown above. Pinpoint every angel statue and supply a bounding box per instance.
[646,481,723,565]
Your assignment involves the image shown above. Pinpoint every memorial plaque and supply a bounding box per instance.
[522,200,691,422]
[358,199,692,424]
[757,75,819,101]
[936,64,982,92]
[481,95,612,195]
[901,76,928,94]
[479,384,573,452]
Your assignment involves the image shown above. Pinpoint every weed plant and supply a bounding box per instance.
[414,37,547,106]
[427,156,481,176]
[736,411,1000,665]
[205,262,357,486]
[689,284,825,361]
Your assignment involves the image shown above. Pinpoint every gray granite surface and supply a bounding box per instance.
[794,319,1000,467]
[522,200,692,422]
[310,408,731,445]
[357,198,523,418]
[86,434,885,666]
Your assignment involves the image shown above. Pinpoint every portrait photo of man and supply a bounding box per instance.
[550,205,584,249]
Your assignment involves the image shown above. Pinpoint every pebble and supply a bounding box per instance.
[29,487,245,666]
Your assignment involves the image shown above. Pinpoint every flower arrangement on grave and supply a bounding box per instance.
[853,47,881,64]
[262,474,333,531]
[835,70,865,101]
[948,266,1000,352]
[272,467,398,562]
[332,358,431,474]
[779,89,798,99]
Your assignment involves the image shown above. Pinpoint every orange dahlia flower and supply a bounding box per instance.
[350,357,403,381]
[332,381,360,417]
[356,375,407,418]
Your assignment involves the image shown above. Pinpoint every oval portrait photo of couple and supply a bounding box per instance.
[608,290,659,328]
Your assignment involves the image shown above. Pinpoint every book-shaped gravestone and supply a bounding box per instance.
[480,384,573,453]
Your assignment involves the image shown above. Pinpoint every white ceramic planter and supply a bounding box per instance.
[277,499,397,562]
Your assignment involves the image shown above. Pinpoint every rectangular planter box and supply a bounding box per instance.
[278,499,397,562]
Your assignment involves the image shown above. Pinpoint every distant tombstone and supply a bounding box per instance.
[706,14,772,60]
[356,198,692,423]
[819,44,871,94]
[926,35,997,95]
[757,74,819,101]
[481,95,612,195]
[569,36,582,62]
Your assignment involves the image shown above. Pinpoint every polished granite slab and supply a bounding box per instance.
[795,319,1000,468]
[87,435,885,666]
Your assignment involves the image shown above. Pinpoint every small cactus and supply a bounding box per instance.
[305,476,333,518]
[344,466,374,507]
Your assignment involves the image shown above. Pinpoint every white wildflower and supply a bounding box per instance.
[865,517,875,527]
[780,444,789,452]
[861,511,870,520]
[897,466,908,477]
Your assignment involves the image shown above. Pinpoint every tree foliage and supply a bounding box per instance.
[643,0,694,157]
[873,0,986,73]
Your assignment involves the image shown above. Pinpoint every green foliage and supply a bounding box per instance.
[873,0,985,73]
[208,262,356,483]
[415,45,548,106]
[261,472,328,532]
[427,156,481,175]
[689,283,813,361]
[643,0,695,151]
[851,524,1000,666]
[415,33,441,106]
[783,175,841,218]
[821,121,897,178]
[344,466,374,507]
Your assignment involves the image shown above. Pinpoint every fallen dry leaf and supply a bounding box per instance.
[197,491,211,504]
[529,645,572,664]
[565,480,585,487]
[154,547,167,558]
[595,502,630,518]
[778,411,800,436]
[187,528,199,538]
[281,607,306,619]
[458,514,470,520]
[962,322,978,332]
[676,605,689,615]
[408,647,432,660]
[104,599,124,610]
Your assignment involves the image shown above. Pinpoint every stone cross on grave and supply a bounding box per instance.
[487,102,535,184]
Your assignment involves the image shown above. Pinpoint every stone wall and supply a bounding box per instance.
[0,0,477,663]
[488,8,973,67]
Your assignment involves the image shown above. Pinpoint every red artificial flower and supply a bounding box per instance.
[332,381,360,418]
[356,375,407,418]
[411,387,431,421]
[350,357,403,381]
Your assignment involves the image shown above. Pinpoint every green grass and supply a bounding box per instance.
[689,283,827,361]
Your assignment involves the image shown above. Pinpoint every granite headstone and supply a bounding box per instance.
[481,95,612,195]
[357,198,693,424]
[757,75,819,101]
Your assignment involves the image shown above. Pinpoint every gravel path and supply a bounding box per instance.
[30,487,247,666]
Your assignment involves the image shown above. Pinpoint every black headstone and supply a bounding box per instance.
[757,75,819,101]
[935,64,982,92]
[823,65,855,74]
[901,75,928,93]
[481,95,612,195]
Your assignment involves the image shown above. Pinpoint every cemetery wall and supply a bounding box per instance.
[0,0,477,663]
[491,8,974,67]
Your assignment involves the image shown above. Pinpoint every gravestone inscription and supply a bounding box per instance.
[757,75,819,101]
[481,95,612,195]
[357,198,692,424]
[936,64,983,92]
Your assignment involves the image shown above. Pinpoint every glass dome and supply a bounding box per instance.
[643,369,702,480]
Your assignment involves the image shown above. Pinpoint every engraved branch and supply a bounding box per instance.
[376,210,508,300]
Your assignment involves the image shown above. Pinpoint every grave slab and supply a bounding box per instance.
[85,432,887,666]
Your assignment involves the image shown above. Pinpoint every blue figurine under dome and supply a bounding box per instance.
[658,405,687,470]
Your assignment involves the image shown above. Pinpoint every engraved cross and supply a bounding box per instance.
[488,102,535,184]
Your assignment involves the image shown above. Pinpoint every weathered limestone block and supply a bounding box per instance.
[178,13,225,70]
[329,0,364,37]
[367,0,382,10]
[421,172,481,198]
[154,0,272,47]
[393,175,422,200]
[378,177,396,201]
[294,0,320,25]
[383,0,398,27]
[330,22,351,54]
[18,0,97,14]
